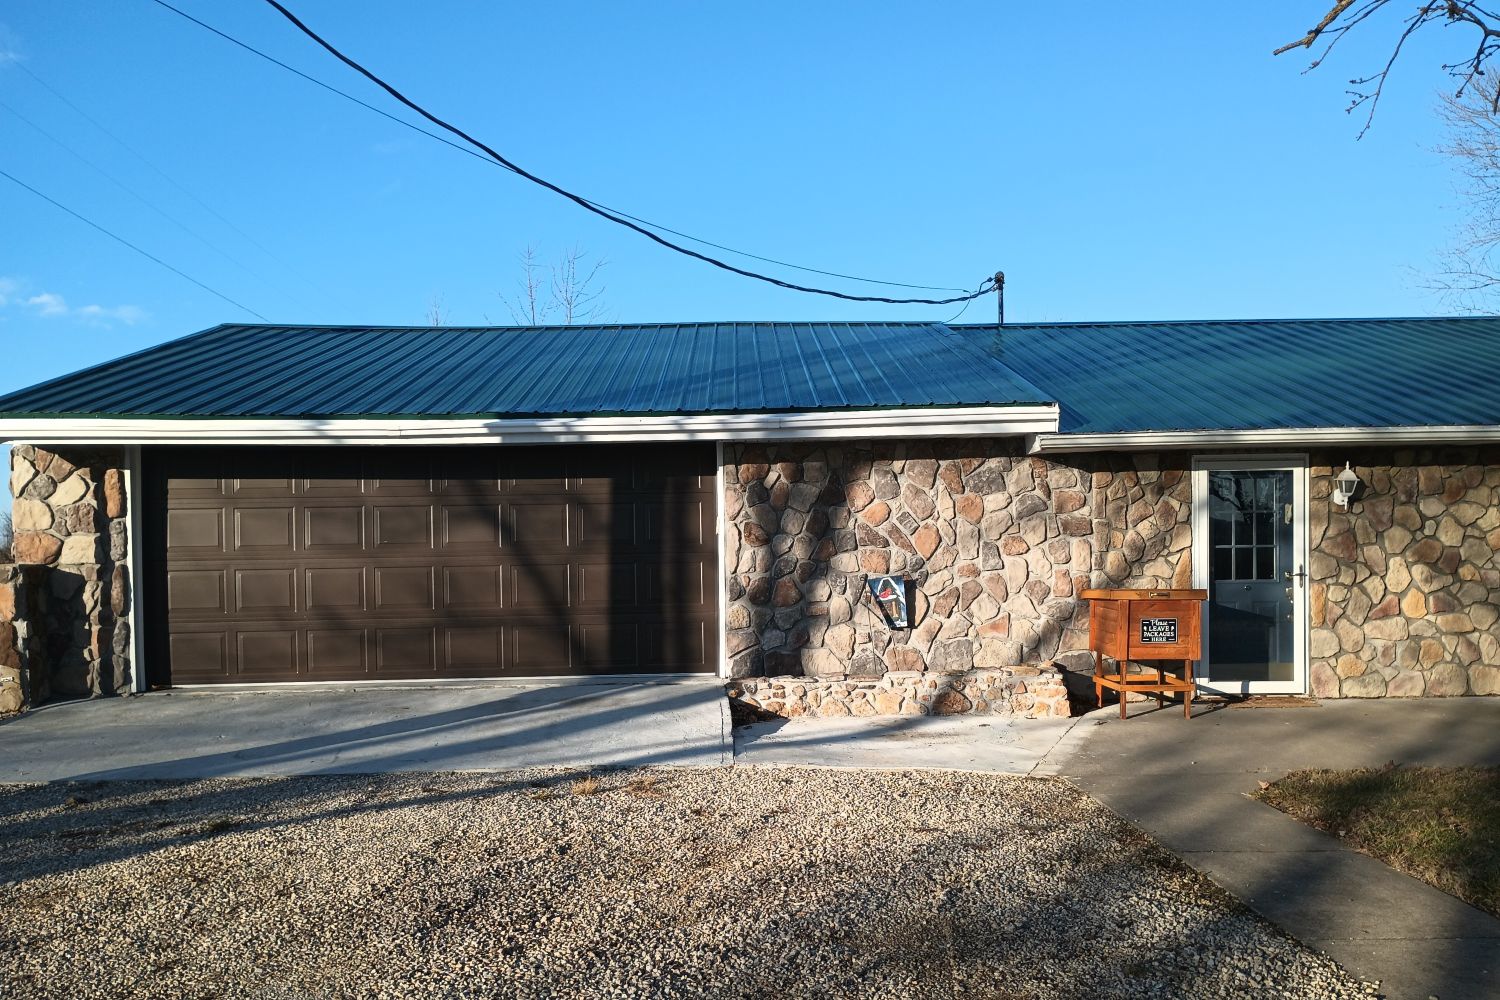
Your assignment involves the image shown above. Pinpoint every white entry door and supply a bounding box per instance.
[1191,457,1309,695]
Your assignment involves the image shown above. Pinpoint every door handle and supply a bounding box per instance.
[1284,564,1308,588]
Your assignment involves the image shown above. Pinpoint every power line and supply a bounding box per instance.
[0,166,268,320]
[149,0,993,306]
[0,98,273,288]
[149,0,971,296]
[12,62,300,279]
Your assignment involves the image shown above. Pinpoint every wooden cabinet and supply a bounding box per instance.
[1081,588,1206,719]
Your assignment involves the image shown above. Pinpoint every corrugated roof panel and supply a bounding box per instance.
[954,317,1500,432]
[0,321,1051,419]
[5,317,1499,430]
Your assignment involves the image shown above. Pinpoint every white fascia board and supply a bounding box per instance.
[1028,424,1500,454]
[0,405,1059,446]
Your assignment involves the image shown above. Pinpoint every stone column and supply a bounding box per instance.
[9,445,133,701]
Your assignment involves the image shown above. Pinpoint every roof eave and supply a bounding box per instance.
[1027,424,1500,453]
[0,404,1061,447]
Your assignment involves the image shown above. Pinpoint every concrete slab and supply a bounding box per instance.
[0,679,730,781]
[733,713,1080,774]
[1050,697,1500,1000]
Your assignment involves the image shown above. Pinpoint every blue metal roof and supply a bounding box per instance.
[956,317,1500,433]
[0,322,1051,419]
[1,317,1498,432]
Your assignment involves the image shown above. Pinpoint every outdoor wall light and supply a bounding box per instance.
[1333,462,1360,509]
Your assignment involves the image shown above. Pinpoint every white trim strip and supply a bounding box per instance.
[0,406,1059,446]
[123,445,147,695]
[715,440,730,681]
[1028,424,1500,453]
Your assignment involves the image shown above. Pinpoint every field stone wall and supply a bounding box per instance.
[8,445,133,705]
[722,441,1192,700]
[1309,446,1500,698]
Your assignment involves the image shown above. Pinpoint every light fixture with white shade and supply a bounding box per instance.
[1333,462,1360,509]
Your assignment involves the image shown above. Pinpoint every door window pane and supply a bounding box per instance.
[1208,469,1296,684]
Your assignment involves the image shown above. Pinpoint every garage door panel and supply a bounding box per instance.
[152,444,715,684]
[576,563,635,609]
[235,568,297,613]
[508,564,568,610]
[507,502,570,546]
[305,567,366,612]
[510,624,573,673]
[577,622,637,668]
[305,506,365,549]
[375,628,435,674]
[444,626,504,673]
[441,505,501,548]
[374,505,433,547]
[230,476,295,497]
[641,500,709,546]
[642,561,708,608]
[577,502,638,547]
[234,507,295,551]
[168,570,225,613]
[442,565,503,610]
[642,620,708,671]
[171,632,228,678]
[374,566,434,611]
[306,629,367,677]
[167,507,224,552]
[238,629,299,676]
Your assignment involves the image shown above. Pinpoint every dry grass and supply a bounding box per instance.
[569,775,601,797]
[1256,764,1500,918]
[625,774,664,798]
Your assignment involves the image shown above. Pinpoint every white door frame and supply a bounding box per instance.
[1191,454,1310,695]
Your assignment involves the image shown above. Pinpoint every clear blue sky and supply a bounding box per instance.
[0,1,1474,394]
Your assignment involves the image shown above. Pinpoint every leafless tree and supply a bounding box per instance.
[426,293,447,327]
[501,244,552,325]
[1434,76,1500,308]
[549,245,608,325]
[0,510,11,562]
[499,244,607,325]
[1277,2,1500,134]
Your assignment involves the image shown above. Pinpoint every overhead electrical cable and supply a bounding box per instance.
[0,98,275,288]
[12,62,300,278]
[0,166,269,320]
[149,0,992,306]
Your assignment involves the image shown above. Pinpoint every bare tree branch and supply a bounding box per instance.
[501,244,552,325]
[1431,76,1500,310]
[1277,2,1500,134]
[426,293,447,327]
[549,245,608,325]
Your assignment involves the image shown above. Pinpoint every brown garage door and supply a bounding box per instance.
[144,444,717,684]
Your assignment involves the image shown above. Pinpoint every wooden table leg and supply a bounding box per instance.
[1155,666,1166,708]
[1094,650,1103,713]
[1184,657,1194,719]
[1118,656,1128,719]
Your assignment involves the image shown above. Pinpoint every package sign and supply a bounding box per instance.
[1139,618,1179,644]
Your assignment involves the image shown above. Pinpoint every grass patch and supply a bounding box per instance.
[1256,764,1500,918]
[569,775,601,797]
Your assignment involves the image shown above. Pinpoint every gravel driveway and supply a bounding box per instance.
[0,770,1373,999]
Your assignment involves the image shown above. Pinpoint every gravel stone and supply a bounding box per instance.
[0,770,1376,999]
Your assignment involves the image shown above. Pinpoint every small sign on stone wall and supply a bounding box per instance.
[866,575,911,630]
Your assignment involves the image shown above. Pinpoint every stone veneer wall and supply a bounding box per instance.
[7,446,133,705]
[722,441,1192,695]
[1309,447,1500,698]
[726,666,1070,719]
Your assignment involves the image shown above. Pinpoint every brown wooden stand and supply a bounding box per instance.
[1081,588,1206,720]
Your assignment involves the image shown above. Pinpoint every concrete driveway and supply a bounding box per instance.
[0,678,730,781]
[1048,698,1500,1000]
